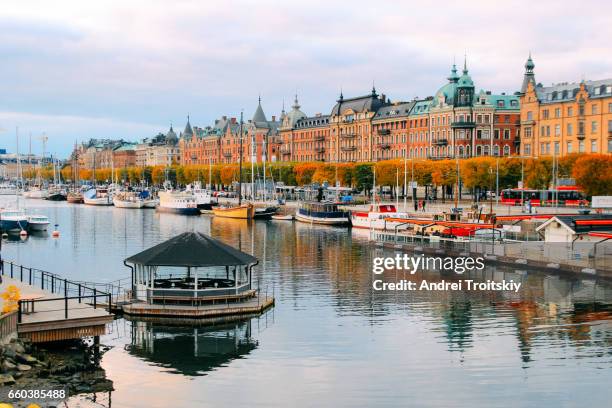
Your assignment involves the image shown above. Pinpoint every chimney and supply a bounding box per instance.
[272,115,276,122]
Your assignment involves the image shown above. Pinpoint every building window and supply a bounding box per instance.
[592,121,598,133]
[504,129,510,139]
[527,111,533,121]
[591,140,598,152]
[567,141,573,153]
[494,129,500,139]
[524,144,531,155]
[567,123,573,136]
[542,109,549,119]
[554,142,560,155]
[525,127,532,138]
[609,103,612,113]
[592,104,598,114]
[503,145,510,155]
[555,108,561,118]
[568,107,573,116]
[555,124,561,136]
[579,140,585,152]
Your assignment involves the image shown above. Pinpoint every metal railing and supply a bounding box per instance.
[0,260,111,323]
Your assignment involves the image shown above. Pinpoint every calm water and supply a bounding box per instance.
[3,198,612,408]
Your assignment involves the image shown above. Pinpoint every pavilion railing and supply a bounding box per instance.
[0,260,111,324]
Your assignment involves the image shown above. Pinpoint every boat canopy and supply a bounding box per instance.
[125,232,258,267]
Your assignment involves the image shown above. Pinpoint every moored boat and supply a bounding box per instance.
[27,214,50,231]
[83,188,113,206]
[351,204,412,230]
[23,187,49,199]
[157,191,200,215]
[186,182,217,210]
[212,203,255,219]
[113,191,145,209]
[0,209,29,232]
[45,187,67,201]
[0,184,18,195]
[67,191,84,204]
[295,202,350,225]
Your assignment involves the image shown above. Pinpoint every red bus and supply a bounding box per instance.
[500,186,588,207]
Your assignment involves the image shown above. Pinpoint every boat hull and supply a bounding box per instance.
[28,221,50,231]
[271,214,294,221]
[113,199,144,209]
[45,193,67,201]
[84,197,113,206]
[212,204,255,219]
[295,213,349,225]
[156,206,200,215]
[0,219,29,232]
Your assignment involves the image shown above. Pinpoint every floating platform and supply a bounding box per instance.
[121,295,274,318]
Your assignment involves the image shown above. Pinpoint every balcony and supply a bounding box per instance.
[451,120,476,128]
[608,130,612,139]
[341,146,357,152]
[340,133,357,139]
[315,136,325,141]
[433,138,448,146]
[378,129,391,135]
[521,120,536,126]
[315,147,325,153]
[280,146,291,155]
[223,152,232,158]
[378,143,391,150]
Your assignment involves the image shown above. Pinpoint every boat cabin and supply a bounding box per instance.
[124,232,258,304]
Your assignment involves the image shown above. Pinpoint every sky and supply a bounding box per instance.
[1,0,612,158]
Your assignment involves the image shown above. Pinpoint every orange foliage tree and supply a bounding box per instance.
[294,163,319,186]
[572,154,612,196]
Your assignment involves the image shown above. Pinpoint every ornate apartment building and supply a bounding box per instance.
[519,55,612,157]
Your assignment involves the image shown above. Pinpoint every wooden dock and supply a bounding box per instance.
[1,265,114,343]
[122,296,275,318]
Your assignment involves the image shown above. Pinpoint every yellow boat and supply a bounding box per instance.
[212,203,255,219]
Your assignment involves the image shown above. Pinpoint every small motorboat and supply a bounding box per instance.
[271,214,294,221]
[27,214,50,231]
[296,201,350,225]
[113,192,145,208]
[45,187,67,201]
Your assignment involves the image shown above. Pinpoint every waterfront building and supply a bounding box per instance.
[428,61,520,159]
[372,101,415,161]
[278,95,330,162]
[519,54,612,157]
[136,125,180,166]
[330,88,389,162]
[112,142,137,168]
[407,98,432,159]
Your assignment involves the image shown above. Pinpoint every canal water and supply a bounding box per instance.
[3,199,612,407]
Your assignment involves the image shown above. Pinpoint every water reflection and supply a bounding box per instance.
[3,199,612,407]
[126,315,265,376]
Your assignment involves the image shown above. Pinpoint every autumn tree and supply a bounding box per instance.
[294,163,319,186]
[572,154,612,196]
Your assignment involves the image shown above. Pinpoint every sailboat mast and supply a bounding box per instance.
[251,129,255,200]
[262,135,266,202]
[238,111,243,205]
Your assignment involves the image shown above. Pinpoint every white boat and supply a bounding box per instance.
[0,209,29,232]
[186,182,216,209]
[143,198,159,208]
[27,214,50,231]
[157,191,200,215]
[350,204,413,230]
[113,192,145,209]
[295,202,350,225]
[23,187,49,199]
[0,184,18,195]
[83,188,113,206]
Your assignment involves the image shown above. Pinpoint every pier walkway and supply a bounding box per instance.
[0,261,114,343]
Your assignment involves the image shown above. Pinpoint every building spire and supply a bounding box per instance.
[521,52,536,94]
[463,53,468,74]
[292,93,300,110]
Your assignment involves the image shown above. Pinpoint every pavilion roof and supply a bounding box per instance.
[125,232,257,267]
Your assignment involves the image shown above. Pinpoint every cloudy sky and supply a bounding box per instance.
[1,0,611,157]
